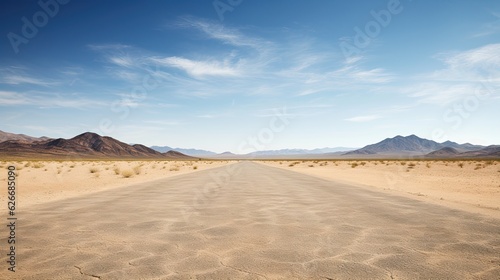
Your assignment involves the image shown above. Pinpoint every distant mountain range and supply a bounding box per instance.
[0,130,51,143]
[0,130,498,159]
[149,146,357,157]
[0,131,192,159]
[344,134,497,158]
[150,146,216,156]
[245,147,356,156]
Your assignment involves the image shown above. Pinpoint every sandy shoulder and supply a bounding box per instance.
[259,160,500,219]
[0,160,234,207]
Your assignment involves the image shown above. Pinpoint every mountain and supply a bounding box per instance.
[246,147,356,156]
[458,145,500,158]
[426,145,500,158]
[0,130,51,143]
[344,135,485,156]
[207,151,241,159]
[150,146,216,156]
[427,147,460,157]
[164,150,194,159]
[0,132,191,159]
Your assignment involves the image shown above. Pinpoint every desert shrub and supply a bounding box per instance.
[193,166,198,170]
[122,170,134,178]
[360,162,366,166]
[89,167,99,173]
[351,163,358,168]
[33,162,45,168]
[170,166,180,171]
[308,164,314,167]
[114,167,120,175]
[426,162,431,168]
[400,162,407,166]
[133,166,141,175]
[458,163,464,168]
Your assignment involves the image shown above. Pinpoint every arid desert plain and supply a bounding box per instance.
[0,159,499,279]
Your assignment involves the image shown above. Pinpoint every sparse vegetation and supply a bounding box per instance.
[193,166,198,170]
[351,162,359,168]
[33,162,45,168]
[89,167,99,173]
[170,166,180,171]
[458,163,464,168]
[114,167,120,175]
[121,170,134,178]
[133,166,141,175]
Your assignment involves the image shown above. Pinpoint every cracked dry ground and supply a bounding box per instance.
[2,162,499,279]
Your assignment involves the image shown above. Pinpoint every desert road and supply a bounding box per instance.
[3,162,499,279]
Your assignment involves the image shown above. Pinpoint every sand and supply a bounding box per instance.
[0,160,233,207]
[260,160,500,219]
[1,162,498,279]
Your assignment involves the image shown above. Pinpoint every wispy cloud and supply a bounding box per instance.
[345,115,381,122]
[409,44,500,104]
[472,12,500,37]
[0,67,58,87]
[0,91,29,105]
[174,16,271,51]
[150,56,240,78]
[0,90,105,108]
[143,120,181,126]
[85,17,394,101]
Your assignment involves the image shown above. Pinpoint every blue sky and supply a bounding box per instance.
[1,0,499,153]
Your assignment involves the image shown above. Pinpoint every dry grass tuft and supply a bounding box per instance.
[133,166,141,175]
[33,162,45,168]
[170,166,180,171]
[121,170,134,178]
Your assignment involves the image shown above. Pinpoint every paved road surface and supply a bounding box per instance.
[3,162,499,279]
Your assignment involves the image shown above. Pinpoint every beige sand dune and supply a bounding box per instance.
[0,162,498,279]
